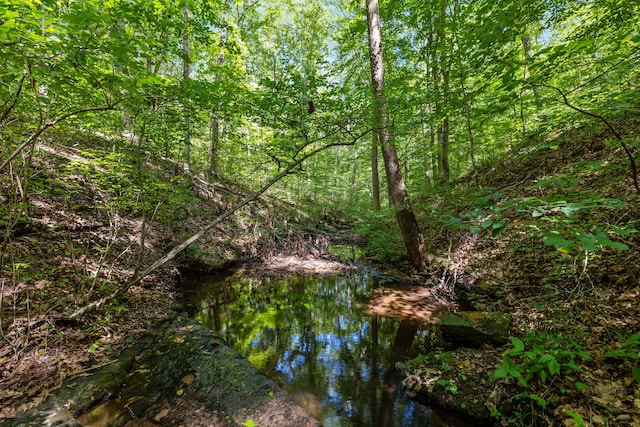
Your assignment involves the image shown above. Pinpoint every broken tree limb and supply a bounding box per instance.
[67,128,372,320]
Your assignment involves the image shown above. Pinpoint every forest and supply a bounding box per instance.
[1,0,639,425]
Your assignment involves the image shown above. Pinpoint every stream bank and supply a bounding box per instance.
[3,314,320,427]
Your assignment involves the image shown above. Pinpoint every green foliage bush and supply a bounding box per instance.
[493,333,591,411]
[436,185,634,255]
[605,333,640,384]
[355,209,406,263]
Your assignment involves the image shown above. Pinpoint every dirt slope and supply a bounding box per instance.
[0,134,331,421]
[413,116,640,425]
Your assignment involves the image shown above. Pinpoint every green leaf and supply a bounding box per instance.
[577,234,600,251]
[542,234,574,251]
[242,420,259,427]
[540,370,548,383]
[575,382,589,390]
[605,349,639,359]
[493,366,508,379]
[491,219,508,237]
[538,354,554,364]
[511,369,528,387]
[509,337,525,355]
[529,393,547,408]
[633,366,640,383]
[548,358,561,376]
[564,409,586,427]
[581,160,603,170]
[595,232,629,250]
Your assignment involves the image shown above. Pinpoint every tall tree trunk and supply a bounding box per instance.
[521,34,541,107]
[435,0,450,185]
[460,77,476,170]
[437,120,450,183]
[208,26,227,179]
[420,103,433,187]
[182,1,191,174]
[208,111,220,178]
[349,144,358,200]
[371,131,381,211]
[365,0,430,270]
[423,28,438,185]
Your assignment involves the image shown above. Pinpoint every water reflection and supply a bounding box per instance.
[184,274,467,427]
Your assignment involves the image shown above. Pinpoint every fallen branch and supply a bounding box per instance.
[67,128,373,319]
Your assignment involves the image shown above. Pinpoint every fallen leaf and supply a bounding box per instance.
[181,373,195,385]
[154,408,169,421]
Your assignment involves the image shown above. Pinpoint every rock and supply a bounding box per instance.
[3,316,320,427]
[401,347,511,425]
[440,311,511,348]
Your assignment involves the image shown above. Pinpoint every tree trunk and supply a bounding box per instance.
[436,0,450,185]
[365,0,430,269]
[349,144,358,200]
[460,77,476,170]
[371,131,381,210]
[208,26,227,180]
[438,106,450,184]
[208,111,220,178]
[521,35,541,107]
[422,29,437,186]
[182,1,191,174]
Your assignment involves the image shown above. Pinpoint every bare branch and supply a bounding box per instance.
[0,73,26,125]
[0,105,116,173]
[67,127,373,319]
[541,83,639,195]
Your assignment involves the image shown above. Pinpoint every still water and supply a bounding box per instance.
[183,273,470,427]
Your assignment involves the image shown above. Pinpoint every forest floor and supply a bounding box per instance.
[408,116,640,425]
[0,133,350,422]
[0,117,639,426]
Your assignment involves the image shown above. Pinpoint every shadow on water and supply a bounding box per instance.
[181,273,477,427]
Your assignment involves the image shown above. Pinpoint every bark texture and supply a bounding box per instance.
[365,0,429,269]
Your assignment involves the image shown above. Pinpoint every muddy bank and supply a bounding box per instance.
[2,315,319,427]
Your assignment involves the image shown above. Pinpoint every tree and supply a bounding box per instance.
[365,0,430,269]
[182,0,192,173]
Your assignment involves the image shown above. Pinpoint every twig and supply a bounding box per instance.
[541,83,640,194]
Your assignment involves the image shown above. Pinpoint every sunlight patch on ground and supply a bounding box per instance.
[368,284,453,323]
[255,255,354,275]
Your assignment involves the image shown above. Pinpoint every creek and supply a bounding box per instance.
[181,271,475,427]
[2,270,478,426]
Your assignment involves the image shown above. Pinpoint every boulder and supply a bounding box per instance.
[439,311,511,348]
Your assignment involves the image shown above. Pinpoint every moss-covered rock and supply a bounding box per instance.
[3,316,319,427]
[440,311,511,348]
[401,347,511,425]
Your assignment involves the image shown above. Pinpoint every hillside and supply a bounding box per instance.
[406,115,640,425]
[0,115,639,425]
[0,133,341,420]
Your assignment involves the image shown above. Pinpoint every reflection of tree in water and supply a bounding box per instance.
[190,274,451,426]
[379,318,419,427]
